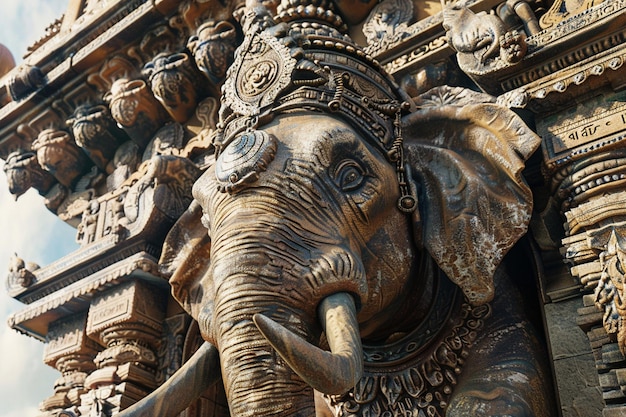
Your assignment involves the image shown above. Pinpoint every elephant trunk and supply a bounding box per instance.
[206,197,367,415]
[215,296,316,416]
[210,253,364,415]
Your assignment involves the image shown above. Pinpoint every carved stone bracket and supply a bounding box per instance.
[143,52,207,123]
[442,5,528,76]
[106,78,168,149]
[3,150,56,199]
[8,64,45,101]
[187,19,238,85]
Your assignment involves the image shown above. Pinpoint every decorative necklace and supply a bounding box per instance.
[325,275,491,417]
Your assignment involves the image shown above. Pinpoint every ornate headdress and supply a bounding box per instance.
[214,0,417,212]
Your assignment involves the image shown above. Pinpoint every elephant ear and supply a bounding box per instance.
[159,199,212,319]
[402,86,540,306]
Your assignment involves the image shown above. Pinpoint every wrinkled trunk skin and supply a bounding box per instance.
[207,217,349,417]
[217,299,315,416]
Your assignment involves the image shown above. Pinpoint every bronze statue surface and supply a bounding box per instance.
[14,0,626,415]
[121,0,554,415]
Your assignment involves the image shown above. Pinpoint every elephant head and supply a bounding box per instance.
[145,2,545,416]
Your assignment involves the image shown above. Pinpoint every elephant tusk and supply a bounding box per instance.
[253,292,363,395]
[116,342,220,417]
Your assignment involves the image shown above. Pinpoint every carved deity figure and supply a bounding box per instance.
[119,0,554,416]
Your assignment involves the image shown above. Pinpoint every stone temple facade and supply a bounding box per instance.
[1,1,626,416]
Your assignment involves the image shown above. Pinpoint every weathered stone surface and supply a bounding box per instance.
[545,298,604,416]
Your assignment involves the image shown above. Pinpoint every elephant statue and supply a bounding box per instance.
[119,1,554,416]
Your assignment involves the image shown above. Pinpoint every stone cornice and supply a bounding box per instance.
[0,0,181,158]
[7,251,163,341]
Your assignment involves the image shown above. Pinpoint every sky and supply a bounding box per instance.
[0,1,79,416]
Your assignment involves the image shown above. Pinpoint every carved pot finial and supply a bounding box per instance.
[31,129,91,188]
[67,104,128,173]
[143,52,204,123]
[107,78,168,148]
[187,20,238,84]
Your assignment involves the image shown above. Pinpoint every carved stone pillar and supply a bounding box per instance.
[80,280,165,416]
[542,90,626,414]
[38,314,98,417]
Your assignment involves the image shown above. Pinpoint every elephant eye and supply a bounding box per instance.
[334,160,365,192]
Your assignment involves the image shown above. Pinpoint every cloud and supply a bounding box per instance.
[0,1,85,415]
[0,0,68,62]
[0,168,78,415]
[3,405,41,417]
[0,320,57,415]
[0,1,84,415]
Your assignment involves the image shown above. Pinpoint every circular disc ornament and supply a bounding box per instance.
[215,130,277,193]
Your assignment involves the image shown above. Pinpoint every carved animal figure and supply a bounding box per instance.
[119,1,554,416]
[442,4,506,63]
